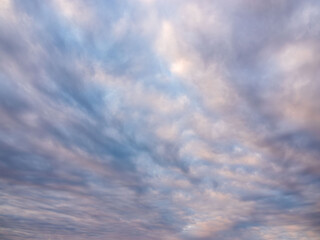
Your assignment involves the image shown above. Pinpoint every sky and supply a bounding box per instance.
[0,0,320,239]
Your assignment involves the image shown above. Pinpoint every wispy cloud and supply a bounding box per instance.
[0,0,319,239]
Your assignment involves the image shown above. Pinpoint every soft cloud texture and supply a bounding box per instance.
[0,0,320,239]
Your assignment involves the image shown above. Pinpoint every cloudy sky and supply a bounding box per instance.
[0,0,320,239]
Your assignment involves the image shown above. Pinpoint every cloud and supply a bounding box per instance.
[0,0,320,239]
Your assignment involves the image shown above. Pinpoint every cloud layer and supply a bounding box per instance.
[0,0,320,239]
